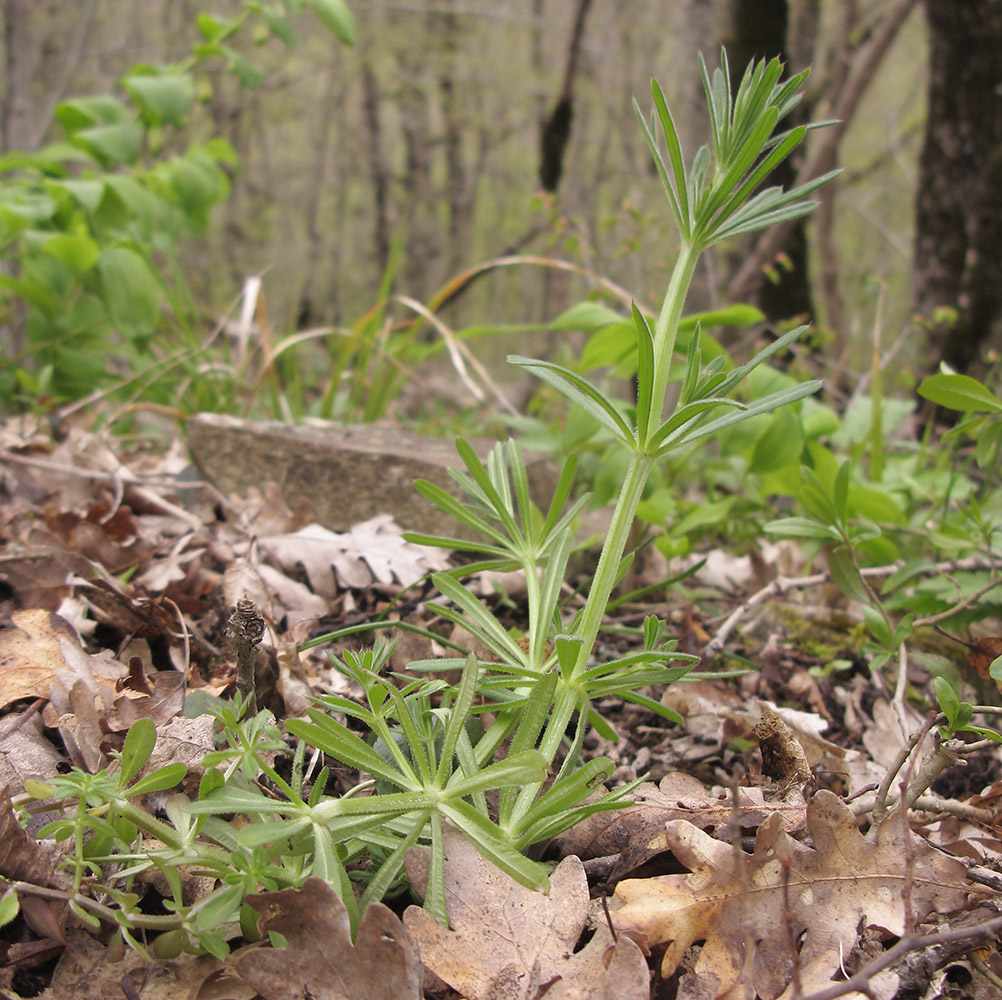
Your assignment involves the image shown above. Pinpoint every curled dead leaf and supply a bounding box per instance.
[612,789,970,999]
[403,824,648,1000]
[235,878,422,1000]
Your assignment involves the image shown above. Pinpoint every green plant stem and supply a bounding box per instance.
[566,245,700,688]
[570,451,655,682]
[11,882,182,931]
[649,244,701,426]
[113,799,237,874]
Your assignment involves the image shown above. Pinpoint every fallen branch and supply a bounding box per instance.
[703,556,1000,660]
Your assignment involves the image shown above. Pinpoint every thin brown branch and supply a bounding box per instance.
[727,0,921,304]
[704,556,1000,659]
[796,913,1002,1000]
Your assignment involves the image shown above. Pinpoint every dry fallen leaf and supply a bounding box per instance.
[612,789,970,1000]
[0,609,82,708]
[403,824,649,1000]
[235,878,422,1000]
[0,712,65,815]
[552,771,807,868]
[39,924,252,1000]
[259,514,449,596]
[0,786,68,890]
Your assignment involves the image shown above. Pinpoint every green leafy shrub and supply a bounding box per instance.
[0,1,354,412]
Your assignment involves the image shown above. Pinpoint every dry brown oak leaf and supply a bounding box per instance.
[403,825,649,1000]
[234,878,423,1000]
[612,789,970,1000]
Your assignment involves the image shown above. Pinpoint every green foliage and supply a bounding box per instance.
[16,46,845,954]
[18,650,641,951]
[0,2,354,412]
[764,366,1002,672]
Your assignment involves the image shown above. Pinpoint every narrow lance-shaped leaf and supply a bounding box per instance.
[540,452,578,539]
[455,439,522,542]
[412,479,508,545]
[665,381,821,450]
[633,303,656,442]
[509,355,636,447]
[435,653,480,786]
[650,80,690,234]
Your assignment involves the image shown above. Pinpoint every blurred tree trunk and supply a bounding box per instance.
[727,0,918,329]
[360,62,391,279]
[538,0,593,192]
[722,0,815,326]
[1,0,97,151]
[913,0,1002,374]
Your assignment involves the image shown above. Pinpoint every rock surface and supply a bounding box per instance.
[186,414,558,537]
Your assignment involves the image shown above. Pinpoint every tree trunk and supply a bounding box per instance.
[722,0,815,326]
[538,0,594,192]
[913,0,1002,373]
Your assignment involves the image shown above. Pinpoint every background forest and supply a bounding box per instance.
[5,0,993,420]
[2,2,1002,999]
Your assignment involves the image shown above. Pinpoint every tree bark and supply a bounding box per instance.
[722,0,815,326]
[538,0,594,192]
[913,0,1002,373]
[727,0,919,313]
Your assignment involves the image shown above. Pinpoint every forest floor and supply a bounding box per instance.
[1,413,1001,1000]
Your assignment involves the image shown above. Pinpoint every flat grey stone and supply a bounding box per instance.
[185,414,559,538]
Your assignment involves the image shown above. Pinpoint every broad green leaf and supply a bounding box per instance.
[73,122,144,165]
[0,189,57,223]
[934,676,961,729]
[827,546,868,603]
[42,233,99,275]
[56,96,131,131]
[862,605,891,648]
[918,373,1002,413]
[678,303,764,330]
[222,46,264,88]
[847,485,906,526]
[550,301,625,332]
[0,889,20,929]
[123,73,196,126]
[975,420,1002,469]
[991,656,1002,683]
[671,496,735,536]
[833,460,850,525]
[98,246,160,332]
[193,884,243,931]
[310,0,356,44]
[2,270,59,313]
[748,407,803,473]
[126,763,188,797]
[577,321,637,371]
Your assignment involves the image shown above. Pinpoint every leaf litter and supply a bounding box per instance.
[1,415,1001,998]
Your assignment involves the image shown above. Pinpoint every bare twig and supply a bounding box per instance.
[727,0,920,304]
[704,556,999,659]
[872,713,937,823]
[796,913,1002,1000]
[891,642,910,739]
